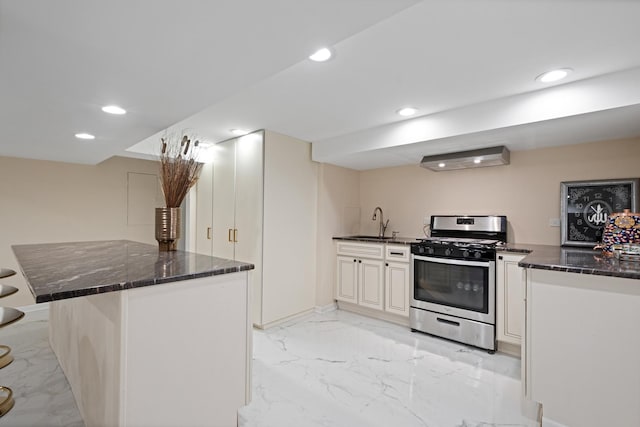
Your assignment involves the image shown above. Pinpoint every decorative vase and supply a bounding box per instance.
[155,207,181,251]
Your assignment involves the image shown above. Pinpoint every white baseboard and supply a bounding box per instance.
[18,302,49,313]
[542,416,568,427]
[314,302,337,314]
[254,307,315,330]
[497,340,521,358]
[336,301,410,327]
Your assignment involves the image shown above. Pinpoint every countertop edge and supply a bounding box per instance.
[33,265,256,303]
[333,238,639,279]
[12,240,255,303]
[516,262,640,280]
[332,236,420,245]
[503,244,640,280]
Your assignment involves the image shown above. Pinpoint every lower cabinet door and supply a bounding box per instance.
[358,258,384,310]
[336,256,358,304]
[385,261,410,317]
[497,253,526,345]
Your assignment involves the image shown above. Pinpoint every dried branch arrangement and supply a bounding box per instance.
[159,134,204,208]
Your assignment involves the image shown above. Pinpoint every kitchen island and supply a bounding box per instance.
[12,240,254,427]
[517,246,640,427]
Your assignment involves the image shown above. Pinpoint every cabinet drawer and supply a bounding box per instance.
[385,245,410,263]
[336,242,384,259]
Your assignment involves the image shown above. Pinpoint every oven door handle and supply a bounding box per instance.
[413,255,491,268]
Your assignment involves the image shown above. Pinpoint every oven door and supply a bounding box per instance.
[411,255,495,324]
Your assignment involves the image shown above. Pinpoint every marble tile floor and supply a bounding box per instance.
[0,307,83,426]
[0,307,537,427]
[238,310,536,427]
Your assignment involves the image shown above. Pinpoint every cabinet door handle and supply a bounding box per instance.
[207,227,212,239]
[390,251,403,256]
[385,263,389,267]
[353,259,357,263]
[498,255,503,260]
[233,229,238,243]
[228,229,233,242]
[358,260,362,263]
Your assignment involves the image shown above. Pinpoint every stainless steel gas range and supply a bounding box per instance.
[410,215,507,352]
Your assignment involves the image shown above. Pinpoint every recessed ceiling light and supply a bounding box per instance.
[309,48,332,62]
[397,107,417,117]
[101,105,127,115]
[535,68,573,83]
[473,158,482,164]
[438,162,446,168]
[75,133,95,140]
[230,129,249,136]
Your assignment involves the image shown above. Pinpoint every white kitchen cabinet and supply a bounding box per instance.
[194,162,214,256]
[195,133,264,264]
[336,255,385,310]
[496,252,526,349]
[385,262,410,316]
[195,130,317,328]
[211,135,241,260]
[335,242,410,318]
[384,245,410,317]
[336,242,384,310]
[358,258,384,310]
[336,255,358,304]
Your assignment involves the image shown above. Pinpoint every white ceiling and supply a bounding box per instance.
[2,0,640,170]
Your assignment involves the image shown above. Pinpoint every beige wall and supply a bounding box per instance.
[315,163,360,308]
[262,130,319,323]
[315,136,639,307]
[0,155,163,306]
[4,136,637,310]
[358,137,640,244]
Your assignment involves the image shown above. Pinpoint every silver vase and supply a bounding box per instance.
[155,207,181,251]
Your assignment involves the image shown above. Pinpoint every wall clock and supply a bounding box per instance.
[560,178,639,247]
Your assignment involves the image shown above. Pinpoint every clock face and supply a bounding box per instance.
[565,183,634,244]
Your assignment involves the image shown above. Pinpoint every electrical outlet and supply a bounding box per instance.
[549,218,561,227]
[423,216,430,226]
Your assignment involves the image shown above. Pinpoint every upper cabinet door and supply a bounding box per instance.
[194,162,214,256]
[234,132,264,265]
[212,139,237,260]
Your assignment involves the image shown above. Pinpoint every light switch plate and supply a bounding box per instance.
[549,218,561,227]
[423,216,430,225]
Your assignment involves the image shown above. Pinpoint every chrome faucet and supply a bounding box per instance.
[372,207,389,239]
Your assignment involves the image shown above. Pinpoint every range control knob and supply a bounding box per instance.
[418,246,425,254]
[462,250,470,258]
[474,251,483,259]
[444,248,452,256]
[427,247,435,255]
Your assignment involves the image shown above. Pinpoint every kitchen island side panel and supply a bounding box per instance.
[527,269,640,427]
[123,271,250,427]
[49,272,251,427]
[49,291,124,427]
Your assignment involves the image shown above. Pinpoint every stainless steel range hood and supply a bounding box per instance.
[420,146,510,171]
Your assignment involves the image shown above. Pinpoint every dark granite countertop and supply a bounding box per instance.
[12,240,255,303]
[333,237,640,279]
[333,235,421,245]
[497,243,554,254]
[500,243,640,280]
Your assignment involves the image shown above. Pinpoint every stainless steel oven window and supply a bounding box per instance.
[413,256,491,313]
